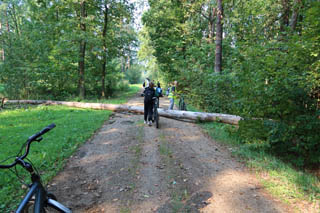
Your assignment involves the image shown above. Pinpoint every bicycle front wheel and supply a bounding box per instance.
[155,108,159,128]
[182,102,187,111]
[22,201,47,213]
[22,198,71,213]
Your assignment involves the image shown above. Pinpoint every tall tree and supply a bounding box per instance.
[101,3,109,98]
[0,18,3,61]
[78,0,87,99]
[214,0,223,73]
[290,0,302,31]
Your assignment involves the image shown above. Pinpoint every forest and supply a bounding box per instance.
[0,0,320,211]
[0,0,319,170]
[140,0,320,168]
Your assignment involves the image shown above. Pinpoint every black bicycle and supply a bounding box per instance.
[178,95,187,111]
[0,124,72,213]
[153,97,160,128]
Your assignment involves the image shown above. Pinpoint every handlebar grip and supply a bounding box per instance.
[40,123,56,134]
[28,123,56,142]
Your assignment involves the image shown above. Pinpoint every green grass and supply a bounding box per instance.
[0,84,140,211]
[120,207,131,213]
[0,105,112,211]
[201,122,320,208]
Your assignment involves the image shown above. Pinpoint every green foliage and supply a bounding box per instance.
[125,64,143,84]
[0,105,111,211]
[231,2,320,167]
[0,84,5,97]
[0,0,137,100]
[179,71,236,114]
[79,84,140,105]
[142,0,320,167]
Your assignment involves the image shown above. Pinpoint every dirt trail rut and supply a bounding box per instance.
[49,93,293,212]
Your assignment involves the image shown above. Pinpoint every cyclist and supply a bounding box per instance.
[143,81,155,126]
[168,81,177,110]
[155,82,163,106]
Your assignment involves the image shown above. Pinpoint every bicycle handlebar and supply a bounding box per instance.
[28,123,56,143]
[0,123,56,169]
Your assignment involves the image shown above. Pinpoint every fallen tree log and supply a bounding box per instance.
[4,100,242,125]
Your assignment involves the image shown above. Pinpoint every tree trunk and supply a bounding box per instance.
[215,0,223,73]
[209,7,216,72]
[126,54,131,70]
[290,0,302,31]
[208,7,216,41]
[121,55,125,73]
[5,10,10,32]
[8,3,20,35]
[4,100,242,125]
[0,20,3,61]
[78,1,87,99]
[101,4,109,98]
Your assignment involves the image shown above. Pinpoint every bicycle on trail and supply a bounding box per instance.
[178,94,187,111]
[152,97,160,129]
[0,124,72,213]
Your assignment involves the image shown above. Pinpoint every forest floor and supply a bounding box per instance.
[48,91,316,213]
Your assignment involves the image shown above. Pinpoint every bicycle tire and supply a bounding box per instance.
[21,200,46,213]
[21,200,36,213]
[155,108,159,128]
[182,102,187,111]
[21,194,67,213]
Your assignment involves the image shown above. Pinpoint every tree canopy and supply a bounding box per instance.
[0,0,138,99]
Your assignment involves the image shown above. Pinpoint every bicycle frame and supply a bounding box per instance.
[154,97,159,108]
[16,180,71,213]
[152,97,160,128]
[16,181,45,212]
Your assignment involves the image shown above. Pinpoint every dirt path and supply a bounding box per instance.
[49,92,293,212]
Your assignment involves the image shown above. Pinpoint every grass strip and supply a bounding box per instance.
[200,122,320,208]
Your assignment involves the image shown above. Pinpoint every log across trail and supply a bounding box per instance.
[5,100,241,125]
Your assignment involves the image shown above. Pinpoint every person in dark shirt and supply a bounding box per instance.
[155,82,163,106]
[143,81,155,126]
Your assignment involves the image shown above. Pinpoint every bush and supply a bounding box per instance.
[234,34,320,167]
[178,70,236,114]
